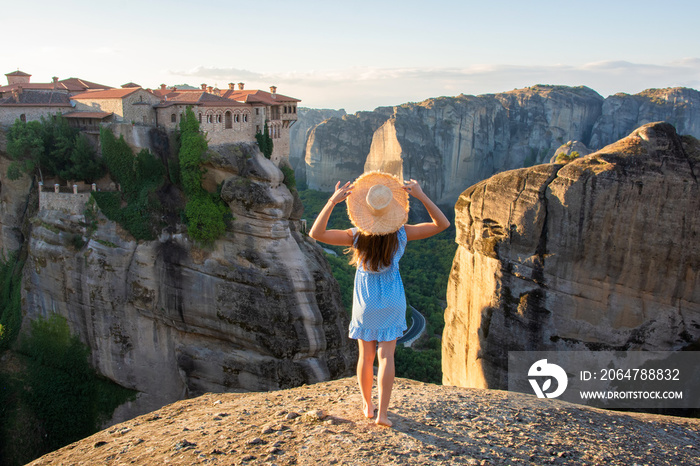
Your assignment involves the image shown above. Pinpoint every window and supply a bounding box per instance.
[207,114,212,124]
[216,114,221,123]
[198,113,202,123]
[243,114,248,123]
[20,114,26,123]
[293,106,296,114]
[225,111,232,129]
[171,114,176,123]
[234,114,240,123]
[255,108,259,115]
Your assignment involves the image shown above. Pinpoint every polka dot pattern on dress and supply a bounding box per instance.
[348,226,408,342]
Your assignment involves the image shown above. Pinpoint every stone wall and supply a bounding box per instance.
[74,89,159,124]
[39,190,91,215]
[122,90,160,125]
[0,106,69,126]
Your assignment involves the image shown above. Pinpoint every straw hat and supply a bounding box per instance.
[347,171,409,235]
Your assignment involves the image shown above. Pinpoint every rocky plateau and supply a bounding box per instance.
[28,376,700,466]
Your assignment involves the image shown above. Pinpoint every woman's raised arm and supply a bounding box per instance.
[402,179,450,241]
[308,181,355,246]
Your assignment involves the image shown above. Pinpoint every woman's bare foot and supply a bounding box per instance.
[362,401,377,419]
[375,415,392,427]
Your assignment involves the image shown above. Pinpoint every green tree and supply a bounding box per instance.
[255,122,274,159]
[68,134,106,183]
[178,107,228,244]
[17,314,136,458]
[94,128,166,240]
[555,150,580,164]
[0,253,23,351]
[6,119,44,181]
[6,114,105,183]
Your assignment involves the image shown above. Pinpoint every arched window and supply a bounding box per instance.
[207,114,212,124]
[225,111,232,129]
[243,114,248,123]
[216,114,222,124]
[234,113,240,123]
[198,113,202,123]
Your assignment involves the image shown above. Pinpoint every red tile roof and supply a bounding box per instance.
[0,77,112,94]
[155,90,248,108]
[71,88,141,100]
[222,89,300,105]
[5,70,31,77]
[59,77,111,90]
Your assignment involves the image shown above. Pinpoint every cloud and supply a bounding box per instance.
[168,59,700,112]
[170,66,264,81]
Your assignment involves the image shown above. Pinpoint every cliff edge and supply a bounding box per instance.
[28,377,700,465]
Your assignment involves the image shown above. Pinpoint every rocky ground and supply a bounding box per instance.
[29,377,700,466]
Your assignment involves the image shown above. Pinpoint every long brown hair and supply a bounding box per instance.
[348,231,399,272]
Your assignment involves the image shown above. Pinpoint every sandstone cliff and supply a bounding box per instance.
[0,154,33,254]
[18,141,355,422]
[442,122,700,389]
[590,87,700,149]
[296,86,700,206]
[304,110,392,191]
[28,377,700,466]
[289,108,346,178]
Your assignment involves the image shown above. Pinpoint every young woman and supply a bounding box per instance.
[309,171,450,427]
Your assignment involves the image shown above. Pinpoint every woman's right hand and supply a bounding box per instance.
[329,181,353,205]
[403,179,426,199]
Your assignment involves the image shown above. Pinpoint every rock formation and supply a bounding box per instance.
[19,142,355,421]
[442,122,700,389]
[549,140,593,163]
[295,86,700,206]
[0,153,33,255]
[590,87,700,149]
[304,110,391,191]
[27,376,700,466]
[289,108,346,177]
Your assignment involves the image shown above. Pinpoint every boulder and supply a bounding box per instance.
[443,122,700,389]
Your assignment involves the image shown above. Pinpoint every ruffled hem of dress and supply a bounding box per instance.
[348,325,407,342]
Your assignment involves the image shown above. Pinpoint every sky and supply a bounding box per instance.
[3,0,700,113]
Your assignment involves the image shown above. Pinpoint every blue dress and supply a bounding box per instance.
[348,226,408,342]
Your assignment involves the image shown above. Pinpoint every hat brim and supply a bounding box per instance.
[347,171,409,235]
